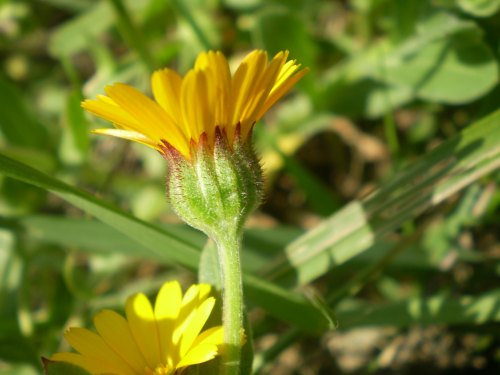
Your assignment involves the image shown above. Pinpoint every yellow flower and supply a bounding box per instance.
[83,50,308,159]
[50,281,223,375]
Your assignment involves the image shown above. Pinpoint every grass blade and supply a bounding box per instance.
[264,110,500,287]
[0,153,331,332]
[337,289,500,328]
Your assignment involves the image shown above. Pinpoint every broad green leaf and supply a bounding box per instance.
[322,77,414,119]
[375,31,498,103]
[0,154,331,332]
[264,109,500,287]
[381,10,478,60]
[319,10,487,117]
[457,0,500,17]
[337,289,500,328]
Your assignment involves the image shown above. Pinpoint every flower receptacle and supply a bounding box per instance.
[162,126,263,240]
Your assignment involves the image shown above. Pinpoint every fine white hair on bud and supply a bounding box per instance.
[161,125,263,240]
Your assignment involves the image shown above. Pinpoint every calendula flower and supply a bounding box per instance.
[83,50,307,160]
[50,281,223,375]
[83,50,307,237]
[82,51,306,374]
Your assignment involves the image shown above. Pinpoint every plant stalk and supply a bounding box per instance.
[215,228,243,375]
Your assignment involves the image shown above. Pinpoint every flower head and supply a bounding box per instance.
[83,50,307,160]
[82,50,307,238]
[50,281,223,375]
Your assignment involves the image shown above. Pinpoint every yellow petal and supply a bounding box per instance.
[105,83,189,155]
[275,59,299,86]
[238,51,286,139]
[191,326,224,348]
[194,69,215,142]
[151,69,183,125]
[154,280,182,365]
[179,297,216,357]
[63,327,135,375]
[196,284,212,301]
[173,284,211,345]
[257,65,309,121]
[82,97,140,132]
[154,280,182,321]
[176,343,219,369]
[126,292,162,369]
[229,50,268,142]
[91,128,160,150]
[180,69,214,143]
[194,51,210,69]
[84,50,307,159]
[201,51,231,132]
[93,309,148,373]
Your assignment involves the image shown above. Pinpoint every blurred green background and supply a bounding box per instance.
[0,0,499,374]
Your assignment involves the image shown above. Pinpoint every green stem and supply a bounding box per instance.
[215,229,243,375]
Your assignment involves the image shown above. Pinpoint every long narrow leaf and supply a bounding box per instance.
[0,153,201,268]
[336,289,500,328]
[0,153,331,332]
[264,110,500,287]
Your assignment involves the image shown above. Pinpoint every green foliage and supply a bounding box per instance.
[0,0,499,373]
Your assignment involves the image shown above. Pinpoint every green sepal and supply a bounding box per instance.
[162,126,263,239]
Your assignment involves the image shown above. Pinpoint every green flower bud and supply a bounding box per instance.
[161,126,263,239]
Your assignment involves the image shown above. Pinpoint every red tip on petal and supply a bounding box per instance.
[160,139,185,164]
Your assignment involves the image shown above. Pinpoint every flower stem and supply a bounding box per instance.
[215,228,243,375]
